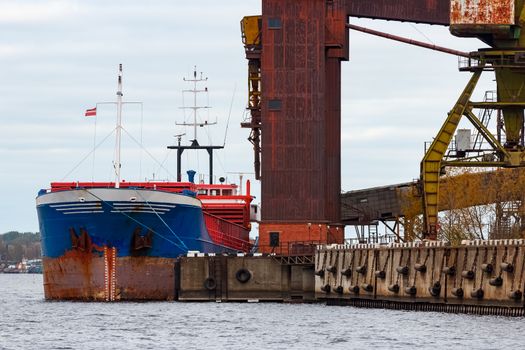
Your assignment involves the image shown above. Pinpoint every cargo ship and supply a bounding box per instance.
[36,65,254,300]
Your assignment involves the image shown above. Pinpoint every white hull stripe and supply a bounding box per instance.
[113,203,176,208]
[55,206,102,211]
[60,209,167,215]
[63,210,105,215]
[50,202,101,208]
[110,210,166,215]
[110,206,171,211]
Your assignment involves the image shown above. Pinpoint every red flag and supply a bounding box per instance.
[85,107,97,117]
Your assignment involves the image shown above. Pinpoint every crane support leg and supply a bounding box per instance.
[421,70,483,239]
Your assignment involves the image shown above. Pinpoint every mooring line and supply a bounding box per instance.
[134,190,189,250]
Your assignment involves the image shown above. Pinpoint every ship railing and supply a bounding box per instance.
[257,240,323,257]
[204,212,252,252]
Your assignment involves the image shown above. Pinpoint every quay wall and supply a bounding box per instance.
[176,254,315,302]
[315,240,525,312]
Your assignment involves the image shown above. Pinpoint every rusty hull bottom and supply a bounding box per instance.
[43,252,177,301]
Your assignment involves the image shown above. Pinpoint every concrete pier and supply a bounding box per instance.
[315,240,525,315]
[175,253,315,302]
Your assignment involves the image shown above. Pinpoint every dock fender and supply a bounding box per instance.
[321,284,331,293]
[470,288,484,299]
[361,283,373,293]
[235,268,252,283]
[489,276,503,287]
[443,265,456,276]
[355,265,367,274]
[396,266,409,275]
[315,269,325,278]
[500,262,514,273]
[481,263,493,273]
[509,290,523,301]
[404,285,417,296]
[414,263,427,273]
[374,270,386,279]
[451,287,464,298]
[388,284,400,293]
[461,270,475,280]
[340,267,352,277]
[429,281,441,297]
[203,277,217,291]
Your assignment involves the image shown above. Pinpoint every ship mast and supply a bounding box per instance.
[169,66,223,184]
[177,66,215,144]
[114,64,123,188]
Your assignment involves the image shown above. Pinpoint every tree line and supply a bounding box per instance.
[0,231,41,262]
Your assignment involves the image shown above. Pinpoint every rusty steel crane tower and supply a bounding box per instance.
[422,0,525,239]
[240,0,451,252]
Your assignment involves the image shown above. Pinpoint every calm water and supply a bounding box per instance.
[0,274,524,350]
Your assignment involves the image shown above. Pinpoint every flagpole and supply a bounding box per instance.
[115,64,123,188]
[139,102,143,181]
[91,104,98,183]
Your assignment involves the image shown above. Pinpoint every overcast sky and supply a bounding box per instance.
[0,1,491,233]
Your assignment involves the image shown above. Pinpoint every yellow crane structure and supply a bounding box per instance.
[422,0,525,239]
[240,16,262,180]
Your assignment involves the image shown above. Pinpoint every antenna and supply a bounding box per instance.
[223,84,237,147]
[114,64,123,188]
[174,133,186,147]
[168,68,224,184]
[176,66,216,144]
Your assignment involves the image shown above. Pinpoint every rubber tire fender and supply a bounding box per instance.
[235,268,252,283]
[203,277,217,291]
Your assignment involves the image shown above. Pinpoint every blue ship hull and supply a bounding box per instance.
[36,188,237,300]
[36,188,234,259]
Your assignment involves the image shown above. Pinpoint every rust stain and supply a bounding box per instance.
[43,249,104,300]
[451,0,515,25]
[43,252,178,301]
